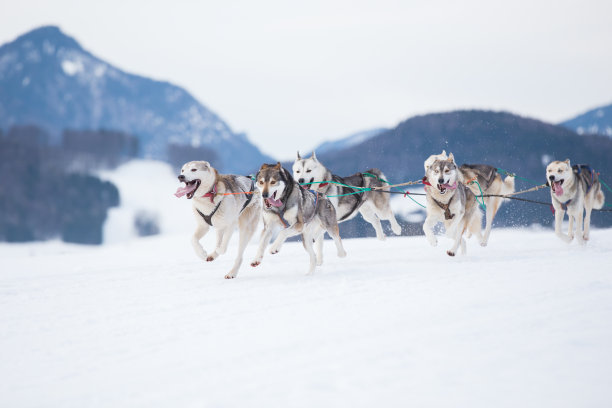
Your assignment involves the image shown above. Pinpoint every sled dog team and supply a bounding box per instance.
[174,152,605,278]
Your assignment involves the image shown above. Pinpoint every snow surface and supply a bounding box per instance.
[1,228,612,407]
[97,160,194,244]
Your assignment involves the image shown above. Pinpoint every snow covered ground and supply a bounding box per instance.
[1,228,612,407]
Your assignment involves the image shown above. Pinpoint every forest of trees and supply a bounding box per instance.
[0,126,134,244]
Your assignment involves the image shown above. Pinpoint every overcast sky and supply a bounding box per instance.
[2,0,611,159]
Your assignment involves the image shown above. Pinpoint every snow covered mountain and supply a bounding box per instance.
[561,102,612,137]
[313,127,387,155]
[0,26,271,174]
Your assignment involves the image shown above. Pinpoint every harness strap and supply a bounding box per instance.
[202,184,217,203]
[561,199,571,211]
[422,176,432,187]
[339,173,366,222]
[432,195,454,220]
[197,199,223,226]
[239,179,255,214]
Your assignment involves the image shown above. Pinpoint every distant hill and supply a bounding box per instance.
[316,110,612,229]
[313,128,387,155]
[561,103,612,137]
[0,26,272,174]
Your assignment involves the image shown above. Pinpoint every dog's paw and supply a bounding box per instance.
[391,224,402,235]
[206,252,218,262]
[337,249,347,258]
[583,233,590,241]
[250,260,261,267]
[224,273,237,279]
[269,247,280,255]
[427,236,438,247]
[446,250,455,257]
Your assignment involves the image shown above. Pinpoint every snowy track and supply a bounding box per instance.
[1,229,612,407]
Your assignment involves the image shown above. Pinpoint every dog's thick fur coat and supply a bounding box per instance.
[251,162,346,275]
[425,150,514,245]
[292,152,402,240]
[546,159,605,244]
[423,154,483,256]
[175,161,260,279]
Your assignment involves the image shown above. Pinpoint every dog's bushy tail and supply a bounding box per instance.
[501,175,515,197]
[594,187,605,210]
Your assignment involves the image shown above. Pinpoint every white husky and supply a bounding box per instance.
[292,151,402,240]
[425,150,514,245]
[546,159,605,244]
[423,154,483,256]
[175,161,261,279]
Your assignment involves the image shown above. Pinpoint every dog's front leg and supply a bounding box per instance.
[269,227,300,254]
[251,225,273,267]
[446,221,464,257]
[207,226,235,262]
[554,207,572,243]
[191,223,210,261]
[573,209,585,245]
[423,215,438,247]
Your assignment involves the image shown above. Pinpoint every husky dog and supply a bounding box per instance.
[175,161,260,279]
[546,159,605,244]
[250,162,347,275]
[425,150,514,245]
[423,154,483,256]
[292,151,402,240]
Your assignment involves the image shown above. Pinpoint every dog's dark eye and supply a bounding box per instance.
[270,180,276,185]
[191,168,197,172]
[306,169,311,173]
[558,169,562,173]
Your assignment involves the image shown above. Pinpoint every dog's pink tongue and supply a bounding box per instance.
[266,196,283,207]
[174,183,197,198]
[442,182,457,190]
[554,181,564,197]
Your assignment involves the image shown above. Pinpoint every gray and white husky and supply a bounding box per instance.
[292,151,402,240]
[423,154,483,256]
[425,150,514,246]
[250,162,347,275]
[546,159,605,244]
[175,161,261,279]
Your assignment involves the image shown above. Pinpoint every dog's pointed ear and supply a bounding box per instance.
[448,152,455,163]
[311,151,318,161]
[441,150,447,157]
[297,151,301,160]
[275,162,282,169]
[260,163,269,170]
[565,158,571,167]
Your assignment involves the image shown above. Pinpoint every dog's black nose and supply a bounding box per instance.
[261,191,269,198]
[548,175,555,182]
[178,175,186,182]
[438,178,445,184]
[298,178,304,184]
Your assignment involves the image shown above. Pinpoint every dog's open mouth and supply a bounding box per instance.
[551,179,564,197]
[436,181,456,195]
[300,178,314,190]
[174,179,201,199]
[264,191,283,209]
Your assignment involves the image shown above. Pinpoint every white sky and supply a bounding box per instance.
[2,0,612,159]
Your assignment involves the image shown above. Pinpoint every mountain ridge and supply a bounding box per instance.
[0,25,272,174]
